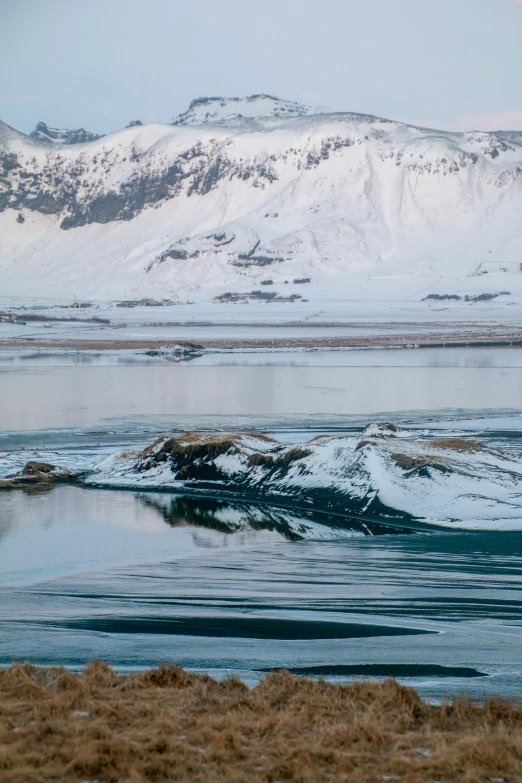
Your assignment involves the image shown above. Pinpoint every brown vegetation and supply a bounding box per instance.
[3,323,522,352]
[138,433,312,480]
[138,432,283,482]
[427,438,483,452]
[391,453,448,472]
[358,436,484,467]
[1,662,521,782]
[355,439,373,450]
[140,433,246,471]
[248,447,312,470]
[0,461,77,489]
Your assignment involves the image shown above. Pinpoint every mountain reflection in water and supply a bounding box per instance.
[138,493,409,540]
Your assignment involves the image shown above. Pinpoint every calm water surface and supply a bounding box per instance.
[1,348,521,430]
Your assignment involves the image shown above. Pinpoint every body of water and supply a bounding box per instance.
[1,347,521,431]
[1,487,521,702]
[0,347,521,702]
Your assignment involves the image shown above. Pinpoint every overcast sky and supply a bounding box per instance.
[1,0,521,135]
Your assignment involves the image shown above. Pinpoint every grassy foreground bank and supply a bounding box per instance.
[1,662,521,783]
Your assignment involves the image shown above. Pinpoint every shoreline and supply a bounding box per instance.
[3,330,522,351]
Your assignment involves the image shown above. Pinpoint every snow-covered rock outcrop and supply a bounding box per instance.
[29,121,104,145]
[89,428,522,530]
[3,426,522,529]
[170,94,321,125]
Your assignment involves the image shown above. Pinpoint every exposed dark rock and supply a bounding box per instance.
[233,240,283,267]
[465,293,499,302]
[423,294,461,301]
[247,447,312,475]
[3,111,520,236]
[142,343,204,359]
[361,422,398,438]
[29,122,104,145]
[232,255,283,267]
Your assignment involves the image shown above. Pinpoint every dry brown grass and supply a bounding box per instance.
[248,447,312,470]
[139,433,245,474]
[427,438,484,452]
[390,453,448,472]
[141,432,276,468]
[1,663,521,782]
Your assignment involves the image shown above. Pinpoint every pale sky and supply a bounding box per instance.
[1,0,521,135]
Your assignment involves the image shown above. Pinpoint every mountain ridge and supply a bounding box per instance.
[29,121,104,145]
[1,95,521,299]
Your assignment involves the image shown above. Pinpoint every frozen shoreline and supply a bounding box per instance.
[2,324,522,352]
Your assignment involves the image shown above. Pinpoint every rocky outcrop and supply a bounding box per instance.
[29,122,104,145]
[0,461,79,489]
[92,431,416,525]
[170,94,318,125]
[88,427,522,529]
[2,104,519,237]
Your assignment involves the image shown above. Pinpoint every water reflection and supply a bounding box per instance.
[0,486,394,587]
[4,347,522,369]
[1,361,521,430]
[0,487,282,586]
[138,493,398,540]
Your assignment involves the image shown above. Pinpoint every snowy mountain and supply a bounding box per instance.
[29,121,104,145]
[171,94,323,125]
[1,95,522,300]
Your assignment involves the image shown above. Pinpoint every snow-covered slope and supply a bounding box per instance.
[1,96,522,300]
[3,424,521,528]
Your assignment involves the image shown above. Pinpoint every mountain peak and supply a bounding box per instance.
[171,94,324,126]
[29,121,104,145]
